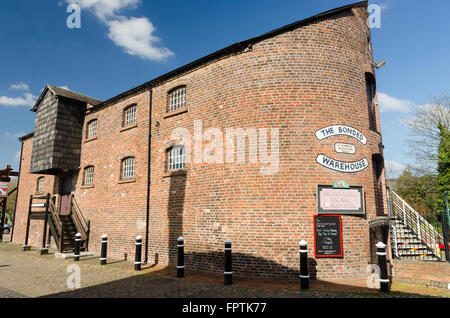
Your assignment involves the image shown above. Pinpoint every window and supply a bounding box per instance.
[87,120,98,139]
[168,146,185,171]
[366,73,377,131]
[123,105,137,127]
[121,157,135,179]
[168,87,186,112]
[37,177,45,193]
[84,166,94,185]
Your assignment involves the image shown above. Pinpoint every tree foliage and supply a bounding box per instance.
[393,167,438,218]
[3,178,17,225]
[405,95,450,173]
[437,127,450,209]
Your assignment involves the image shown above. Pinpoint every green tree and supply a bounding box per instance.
[437,127,450,209]
[3,178,18,225]
[405,95,450,173]
[394,167,438,218]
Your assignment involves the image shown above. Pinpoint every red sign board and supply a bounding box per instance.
[0,182,8,198]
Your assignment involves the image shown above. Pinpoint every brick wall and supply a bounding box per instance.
[14,3,388,280]
[392,259,450,285]
[13,137,56,247]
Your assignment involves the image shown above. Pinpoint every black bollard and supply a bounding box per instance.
[177,237,184,278]
[224,239,232,285]
[376,242,390,293]
[74,233,81,261]
[135,235,142,271]
[100,234,108,265]
[299,240,309,290]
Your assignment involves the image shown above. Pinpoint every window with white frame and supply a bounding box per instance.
[84,166,94,185]
[123,105,137,127]
[169,87,186,112]
[87,120,98,139]
[168,146,185,171]
[37,177,45,193]
[121,157,135,179]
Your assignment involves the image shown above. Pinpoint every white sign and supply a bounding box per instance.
[334,143,356,154]
[315,125,367,145]
[316,155,368,173]
[0,182,8,198]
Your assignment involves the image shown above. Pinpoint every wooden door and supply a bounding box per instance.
[59,177,72,216]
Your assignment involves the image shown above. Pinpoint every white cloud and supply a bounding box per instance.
[9,82,29,91]
[67,0,139,20]
[13,150,21,162]
[378,92,414,113]
[4,131,26,139]
[385,160,406,179]
[59,85,70,90]
[0,93,37,107]
[65,0,173,61]
[107,17,174,61]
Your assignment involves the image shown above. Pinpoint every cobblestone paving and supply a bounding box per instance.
[0,243,447,298]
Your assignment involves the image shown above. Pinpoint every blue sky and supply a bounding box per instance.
[0,0,449,176]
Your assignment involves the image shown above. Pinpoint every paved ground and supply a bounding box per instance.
[0,242,448,298]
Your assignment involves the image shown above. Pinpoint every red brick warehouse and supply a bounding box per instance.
[12,1,390,280]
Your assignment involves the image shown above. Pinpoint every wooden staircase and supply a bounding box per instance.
[26,194,90,253]
[59,215,83,252]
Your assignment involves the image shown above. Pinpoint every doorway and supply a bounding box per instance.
[58,176,72,216]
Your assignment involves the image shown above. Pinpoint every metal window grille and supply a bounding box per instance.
[168,146,185,171]
[169,87,186,112]
[122,157,135,179]
[37,177,44,192]
[84,166,94,185]
[123,105,137,127]
[87,120,97,138]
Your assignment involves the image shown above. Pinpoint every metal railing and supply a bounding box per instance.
[389,189,443,260]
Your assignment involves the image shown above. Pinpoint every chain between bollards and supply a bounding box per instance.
[177,237,184,278]
[376,242,390,293]
[73,233,81,261]
[135,235,142,271]
[224,239,232,285]
[100,234,108,265]
[299,240,309,290]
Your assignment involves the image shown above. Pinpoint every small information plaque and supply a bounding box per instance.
[314,215,343,258]
[317,185,365,215]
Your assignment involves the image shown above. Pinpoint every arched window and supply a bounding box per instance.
[168,146,185,171]
[121,157,135,179]
[123,105,137,127]
[37,177,45,193]
[168,86,186,112]
[366,73,377,131]
[84,166,94,185]
[87,120,98,139]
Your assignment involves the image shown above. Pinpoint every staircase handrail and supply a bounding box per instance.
[71,195,89,240]
[47,195,63,252]
[390,190,443,258]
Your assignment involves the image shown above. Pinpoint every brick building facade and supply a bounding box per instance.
[12,1,390,280]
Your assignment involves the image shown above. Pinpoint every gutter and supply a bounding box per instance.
[144,86,153,264]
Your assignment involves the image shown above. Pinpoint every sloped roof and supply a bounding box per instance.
[32,84,102,111]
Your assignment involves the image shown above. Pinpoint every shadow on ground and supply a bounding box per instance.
[39,251,427,299]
